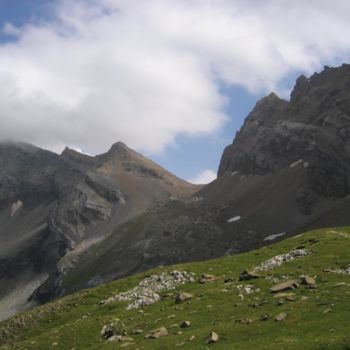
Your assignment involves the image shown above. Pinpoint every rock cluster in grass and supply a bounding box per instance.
[100,270,195,309]
[254,249,311,272]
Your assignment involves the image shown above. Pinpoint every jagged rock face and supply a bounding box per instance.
[218,64,350,198]
[0,141,197,319]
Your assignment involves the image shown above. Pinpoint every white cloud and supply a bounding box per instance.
[0,0,350,154]
[188,169,217,184]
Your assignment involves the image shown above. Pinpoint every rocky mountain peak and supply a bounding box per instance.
[218,63,350,198]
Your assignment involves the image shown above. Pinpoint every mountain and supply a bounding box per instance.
[56,64,350,299]
[1,63,350,321]
[0,141,198,320]
[1,226,349,349]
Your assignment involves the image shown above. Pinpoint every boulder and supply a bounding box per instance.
[270,281,299,293]
[239,270,260,281]
[206,331,219,344]
[175,292,194,303]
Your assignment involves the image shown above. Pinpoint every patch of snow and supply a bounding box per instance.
[227,216,241,223]
[231,171,238,176]
[303,161,309,168]
[289,159,303,168]
[264,232,286,241]
[10,200,23,217]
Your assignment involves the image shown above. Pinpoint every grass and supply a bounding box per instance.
[0,227,350,349]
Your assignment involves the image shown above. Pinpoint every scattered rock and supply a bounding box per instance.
[333,282,347,287]
[301,296,309,301]
[189,335,196,341]
[260,314,270,321]
[239,270,260,281]
[132,329,143,335]
[270,281,299,293]
[145,327,168,339]
[255,249,311,272]
[206,331,219,344]
[175,292,194,303]
[199,273,218,284]
[100,270,195,309]
[273,292,295,299]
[300,275,317,288]
[180,321,191,328]
[275,312,287,322]
[101,320,128,340]
[238,318,253,324]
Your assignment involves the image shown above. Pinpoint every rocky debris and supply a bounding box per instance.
[237,318,254,325]
[101,319,128,340]
[180,321,191,328]
[275,312,287,322]
[175,292,194,303]
[239,270,260,281]
[254,249,311,272]
[206,331,219,344]
[273,292,295,299]
[270,281,299,293]
[132,329,143,335]
[236,284,260,297]
[100,270,195,309]
[300,275,317,288]
[189,335,196,341]
[145,327,168,339]
[260,314,270,321]
[199,273,218,284]
[333,282,348,287]
[107,336,134,343]
[324,265,350,275]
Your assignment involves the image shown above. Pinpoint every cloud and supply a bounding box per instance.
[188,169,217,184]
[0,0,350,154]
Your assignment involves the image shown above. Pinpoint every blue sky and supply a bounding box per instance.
[0,1,349,183]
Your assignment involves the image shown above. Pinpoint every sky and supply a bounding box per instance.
[0,1,350,184]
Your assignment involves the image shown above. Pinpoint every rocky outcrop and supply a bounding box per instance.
[218,64,350,199]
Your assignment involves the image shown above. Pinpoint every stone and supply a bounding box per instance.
[273,292,295,299]
[199,273,218,284]
[270,281,299,293]
[101,271,196,309]
[260,314,270,321]
[189,335,196,341]
[132,329,143,335]
[206,331,219,344]
[275,312,287,322]
[300,275,317,288]
[238,318,253,324]
[180,321,191,328]
[239,270,260,281]
[145,327,168,339]
[175,292,194,303]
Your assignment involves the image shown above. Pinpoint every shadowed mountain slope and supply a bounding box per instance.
[0,142,198,320]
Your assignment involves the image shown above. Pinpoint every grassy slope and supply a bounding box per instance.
[0,227,350,350]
